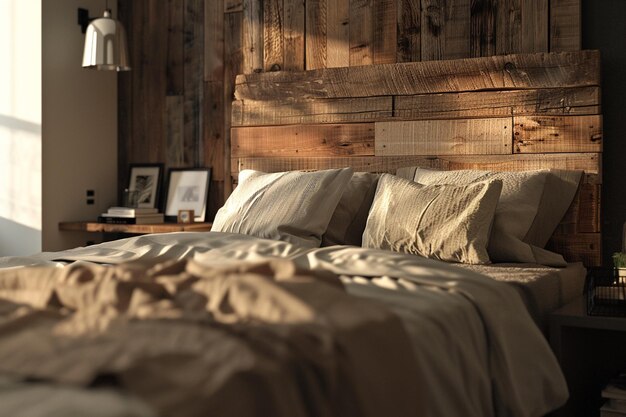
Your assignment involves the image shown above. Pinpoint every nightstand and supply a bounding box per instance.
[59,221,212,237]
[550,296,626,417]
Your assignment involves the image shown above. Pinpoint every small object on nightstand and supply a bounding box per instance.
[178,209,194,224]
[601,374,626,416]
[587,266,626,317]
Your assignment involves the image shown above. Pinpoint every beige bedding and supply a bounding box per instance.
[0,232,569,417]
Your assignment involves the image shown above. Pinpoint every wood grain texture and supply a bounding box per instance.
[521,0,548,52]
[395,86,601,120]
[375,118,513,156]
[59,222,213,234]
[372,0,397,64]
[556,183,601,234]
[421,0,471,61]
[232,96,393,126]
[495,0,521,55]
[225,0,243,13]
[306,0,327,70]
[183,0,204,166]
[283,0,305,71]
[470,0,496,57]
[166,96,185,167]
[232,152,601,178]
[514,115,602,153]
[204,0,224,82]
[242,0,263,73]
[349,0,373,66]
[327,0,350,68]
[224,11,243,196]
[397,0,421,62]
[263,0,283,71]
[167,0,184,94]
[235,50,601,100]
[550,0,581,52]
[204,82,225,181]
[232,124,375,157]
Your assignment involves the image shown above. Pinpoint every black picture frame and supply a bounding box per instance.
[164,168,211,222]
[127,163,164,209]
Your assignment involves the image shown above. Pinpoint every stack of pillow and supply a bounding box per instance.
[212,166,582,266]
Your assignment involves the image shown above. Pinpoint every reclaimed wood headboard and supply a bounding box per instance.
[230,50,602,266]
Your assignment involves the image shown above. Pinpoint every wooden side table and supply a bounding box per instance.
[59,221,212,235]
[550,296,626,417]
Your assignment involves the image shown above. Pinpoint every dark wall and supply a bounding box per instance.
[582,0,626,263]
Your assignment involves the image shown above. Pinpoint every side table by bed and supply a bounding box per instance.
[59,222,213,242]
[550,296,626,417]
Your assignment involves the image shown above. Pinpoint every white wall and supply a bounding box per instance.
[0,0,42,256]
[42,0,118,251]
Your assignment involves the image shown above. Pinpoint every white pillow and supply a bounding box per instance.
[363,174,502,264]
[213,168,353,247]
[408,168,567,266]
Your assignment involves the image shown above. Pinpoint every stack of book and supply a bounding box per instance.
[98,207,164,224]
[601,376,626,417]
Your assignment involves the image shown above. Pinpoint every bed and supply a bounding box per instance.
[0,50,602,417]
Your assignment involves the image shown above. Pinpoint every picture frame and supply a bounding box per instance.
[177,209,195,224]
[127,163,163,209]
[164,168,211,222]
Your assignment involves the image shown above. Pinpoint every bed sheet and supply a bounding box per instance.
[0,232,568,417]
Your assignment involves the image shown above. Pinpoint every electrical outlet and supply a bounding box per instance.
[86,189,95,205]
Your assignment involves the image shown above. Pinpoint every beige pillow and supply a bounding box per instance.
[407,168,567,266]
[363,174,502,264]
[212,168,353,247]
[322,172,379,247]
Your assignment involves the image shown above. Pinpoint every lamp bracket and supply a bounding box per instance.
[78,8,94,34]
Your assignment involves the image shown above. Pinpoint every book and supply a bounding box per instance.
[98,214,164,224]
[601,404,626,417]
[107,207,159,216]
[604,385,626,402]
[101,212,162,219]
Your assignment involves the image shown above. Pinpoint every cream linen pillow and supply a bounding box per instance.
[322,172,380,247]
[212,168,353,247]
[407,168,569,266]
[363,174,502,264]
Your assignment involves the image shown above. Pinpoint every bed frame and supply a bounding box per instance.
[230,50,602,267]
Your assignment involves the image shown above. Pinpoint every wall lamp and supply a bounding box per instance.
[78,5,131,71]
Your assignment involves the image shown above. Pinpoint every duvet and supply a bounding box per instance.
[0,232,568,417]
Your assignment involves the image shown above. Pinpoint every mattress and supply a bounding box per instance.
[458,262,587,330]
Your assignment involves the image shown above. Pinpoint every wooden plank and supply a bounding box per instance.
[224,11,243,197]
[231,124,375,157]
[327,0,350,67]
[470,0,496,57]
[165,96,185,167]
[396,0,421,62]
[204,82,225,181]
[521,0,548,52]
[349,0,373,66]
[496,0,521,55]
[183,0,204,166]
[242,0,263,73]
[550,0,581,52]
[306,0,327,70]
[225,0,243,13]
[167,0,184,95]
[557,183,601,234]
[514,115,602,153]
[232,96,393,126]
[263,0,284,71]
[234,50,601,100]
[421,0,471,61]
[232,152,601,178]
[547,233,601,266]
[283,0,305,71]
[372,0,397,64]
[375,118,512,156]
[204,0,224,82]
[59,222,213,234]
[395,86,601,120]
[117,0,133,199]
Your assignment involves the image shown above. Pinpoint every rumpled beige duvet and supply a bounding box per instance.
[0,232,569,417]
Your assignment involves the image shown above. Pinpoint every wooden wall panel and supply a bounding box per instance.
[375,118,512,156]
[550,0,581,52]
[470,0,496,57]
[224,11,243,196]
[521,0,548,52]
[327,1,350,68]
[349,0,373,66]
[397,0,421,63]
[242,0,263,73]
[306,0,327,69]
[513,115,603,154]
[421,0,471,61]
[283,0,305,71]
[263,0,283,71]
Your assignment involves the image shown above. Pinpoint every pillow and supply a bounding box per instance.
[405,168,568,266]
[362,174,503,264]
[322,172,380,247]
[524,169,583,247]
[212,168,353,247]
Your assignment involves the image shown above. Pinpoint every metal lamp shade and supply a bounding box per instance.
[82,10,130,71]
